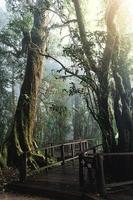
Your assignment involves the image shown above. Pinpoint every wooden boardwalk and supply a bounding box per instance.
[6,159,133,200]
[8,140,133,200]
[7,143,133,199]
[7,139,99,199]
[7,159,100,200]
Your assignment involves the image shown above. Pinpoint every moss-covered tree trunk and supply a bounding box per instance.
[73,0,121,152]
[8,1,49,167]
[113,70,133,151]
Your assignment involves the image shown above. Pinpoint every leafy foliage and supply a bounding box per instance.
[35,74,70,145]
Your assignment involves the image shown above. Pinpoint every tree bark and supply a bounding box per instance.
[72,0,121,152]
[113,70,133,151]
[8,1,49,167]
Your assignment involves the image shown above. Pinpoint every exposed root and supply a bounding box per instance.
[27,152,46,170]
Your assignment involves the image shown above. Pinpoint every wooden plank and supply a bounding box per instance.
[87,152,133,157]
[63,139,95,146]
[71,143,75,158]
[106,180,133,188]
[79,153,84,186]
[103,152,133,156]
[79,141,83,151]
[60,145,65,165]
[96,154,106,196]
[45,144,61,149]
[50,144,54,157]
[43,138,95,151]
[65,156,78,162]
[28,161,62,177]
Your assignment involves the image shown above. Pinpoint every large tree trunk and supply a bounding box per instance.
[8,1,49,168]
[113,39,133,151]
[72,0,121,152]
[113,70,133,151]
[97,0,122,152]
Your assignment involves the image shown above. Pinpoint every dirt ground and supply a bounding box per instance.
[0,192,54,200]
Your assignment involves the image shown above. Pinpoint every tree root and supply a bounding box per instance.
[28,153,46,169]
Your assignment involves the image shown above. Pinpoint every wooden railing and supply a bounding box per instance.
[43,139,95,165]
[79,150,133,197]
[19,138,96,182]
[79,144,104,194]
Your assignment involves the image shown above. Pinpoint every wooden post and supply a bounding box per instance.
[51,144,54,157]
[60,145,65,165]
[71,143,75,158]
[86,140,89,150]
[83,141,85,151]
[45,148,48,172]
[45,148,48,165]
[84,141,87,151]
[96,154,106,197]
[93,147,96,154]
[79,141,83,152]
[79,153,84,186]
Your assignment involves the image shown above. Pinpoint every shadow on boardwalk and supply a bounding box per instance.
[7,160,100,200]
[7,159,133,200]
[107,186,133,200]
[0,192,53,200]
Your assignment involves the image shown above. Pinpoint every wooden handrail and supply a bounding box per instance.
[85,152,133,156]
[43,138,95,150]
[42,139,95,165]
[19,138,97,182]
[79,151,106,197]
[89,143,103,150]
[79,151,133,197]
[103,152,133,156]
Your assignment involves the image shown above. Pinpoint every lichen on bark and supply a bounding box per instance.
[7,1,50,169]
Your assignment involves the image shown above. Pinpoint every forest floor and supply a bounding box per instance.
[0,192,54,200]
[2,164,133,200]
[0,167,18,190]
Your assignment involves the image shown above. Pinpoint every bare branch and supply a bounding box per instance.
[49,19,77,29]
[38,50,88,82]
[30,43,99,92]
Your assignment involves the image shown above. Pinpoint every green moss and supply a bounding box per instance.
[0,144,7,168]
[13,124,23,156]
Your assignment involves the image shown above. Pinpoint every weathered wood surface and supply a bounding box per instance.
[0,192,53,200]
[107,186,133,200]
[107,180,133,188]
[8,142,133,200]
[42,139,95,162]
[7,158,133,200]
[7,160,99,200]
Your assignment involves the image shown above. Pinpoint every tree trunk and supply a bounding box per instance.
[113,70,133,151]
[72,0,121,152]
[8,1,49,168]
[11,65,16,116]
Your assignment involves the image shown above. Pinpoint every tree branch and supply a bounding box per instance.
[72,0,99,74]
[38,51,88,82]
[49,19,77,29]
[30,43,99,92]
[85,96,99,124]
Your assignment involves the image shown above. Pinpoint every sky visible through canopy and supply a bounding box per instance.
[0,0,133,21]
[0,0,6,10]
